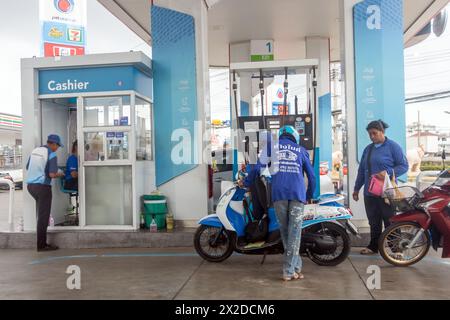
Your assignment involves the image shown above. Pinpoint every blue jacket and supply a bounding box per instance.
[354,137,409,196]
[65,154,78,181]
[271,137,316,203]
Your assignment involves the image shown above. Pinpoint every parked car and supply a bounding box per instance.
[0,169,23,190]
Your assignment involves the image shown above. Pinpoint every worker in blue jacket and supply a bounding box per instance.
[271,126,316,281]
[353,120,409,255]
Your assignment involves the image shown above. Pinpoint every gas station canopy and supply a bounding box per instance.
[98,0,448,65]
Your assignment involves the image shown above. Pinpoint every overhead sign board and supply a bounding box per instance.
[251,40,274,62]
[39,0,87,57]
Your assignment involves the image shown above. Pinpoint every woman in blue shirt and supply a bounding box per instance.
[64,140,79,191]
[353,120,409,255]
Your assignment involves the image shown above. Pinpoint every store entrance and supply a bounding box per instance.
[80,95,133,227]
[40,97,79,227]
[39,93,153,230]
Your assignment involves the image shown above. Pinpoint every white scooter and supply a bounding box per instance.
[194,179,359,266]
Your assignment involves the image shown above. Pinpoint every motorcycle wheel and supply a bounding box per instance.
[194,225,234,263]
[379,222,430,267]
[306,222,351,267]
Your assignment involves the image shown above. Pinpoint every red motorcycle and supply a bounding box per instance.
[379,170,450,267]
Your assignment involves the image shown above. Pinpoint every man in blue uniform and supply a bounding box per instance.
[26,134,65,252]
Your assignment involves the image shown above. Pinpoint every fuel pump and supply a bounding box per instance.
[230,59,319,188]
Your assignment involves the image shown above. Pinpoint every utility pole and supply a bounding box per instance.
[417,110,421,147]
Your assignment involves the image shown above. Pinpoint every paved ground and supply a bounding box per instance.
[0,189,23,232]
[0,247,449,300]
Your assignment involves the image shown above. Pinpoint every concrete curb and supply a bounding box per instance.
[0,229,197,249]
[0,229,371,249]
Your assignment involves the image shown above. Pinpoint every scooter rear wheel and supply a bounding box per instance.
[194,225,234,263]
[379,222,430,267]
[306,222,351,267]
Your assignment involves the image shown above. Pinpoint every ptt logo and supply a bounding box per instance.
[277,88,284,99]
[54,0,74,14]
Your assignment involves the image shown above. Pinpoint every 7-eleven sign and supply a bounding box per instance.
[67,28,83,43]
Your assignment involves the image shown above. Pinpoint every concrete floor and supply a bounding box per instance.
[0,247,449,300]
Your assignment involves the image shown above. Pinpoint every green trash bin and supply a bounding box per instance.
[143,195,167,230]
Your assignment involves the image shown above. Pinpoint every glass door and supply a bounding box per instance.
[78,95,135,228]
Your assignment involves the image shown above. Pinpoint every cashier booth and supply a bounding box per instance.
[21,52,155,230]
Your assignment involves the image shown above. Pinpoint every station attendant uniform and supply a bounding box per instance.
[64,154,78,191]
[26,146,59,250]
[271,135,316,278]
[354,137,409,253]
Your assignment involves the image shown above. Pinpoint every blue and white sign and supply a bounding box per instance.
[120,117,129,126]
[354,0,406,161]
[42,21,86,46]
[152,6,198,186]
[39,0,87,57]
[39,65,152,98]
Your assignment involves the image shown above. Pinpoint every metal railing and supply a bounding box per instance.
[0,178,15,231]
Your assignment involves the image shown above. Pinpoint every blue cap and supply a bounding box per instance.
[47,134,64,148]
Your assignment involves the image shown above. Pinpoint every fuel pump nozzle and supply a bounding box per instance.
[281,67,289,126]
[259,69,265,129]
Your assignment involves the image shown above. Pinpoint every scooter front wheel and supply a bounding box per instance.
[194,225,234,263]
[379,222,430,267]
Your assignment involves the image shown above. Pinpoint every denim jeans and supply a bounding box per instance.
[274,200,305,278]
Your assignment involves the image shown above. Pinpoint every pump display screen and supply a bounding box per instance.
[238,114,314,151]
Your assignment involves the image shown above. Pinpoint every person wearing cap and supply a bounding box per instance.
[353,120,409,255]
[271,126,316,281]
[26,134,65,252]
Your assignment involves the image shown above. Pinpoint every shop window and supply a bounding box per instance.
[84,131,129,161]
[84,96,131,127]
[84,132,105,161]
[135,98,152,161]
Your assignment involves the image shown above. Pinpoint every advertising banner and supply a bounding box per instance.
[39,0,87,57]
[353,0,406,162]
[152,6,199,186]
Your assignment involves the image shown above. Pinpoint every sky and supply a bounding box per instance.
[0,0,151,116]
[404,3,450,132]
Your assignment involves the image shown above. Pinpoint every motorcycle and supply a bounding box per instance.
[194,182,359,266]
[379,169,450,267]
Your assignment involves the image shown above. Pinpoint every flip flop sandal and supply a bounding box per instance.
[294,272,305,280]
